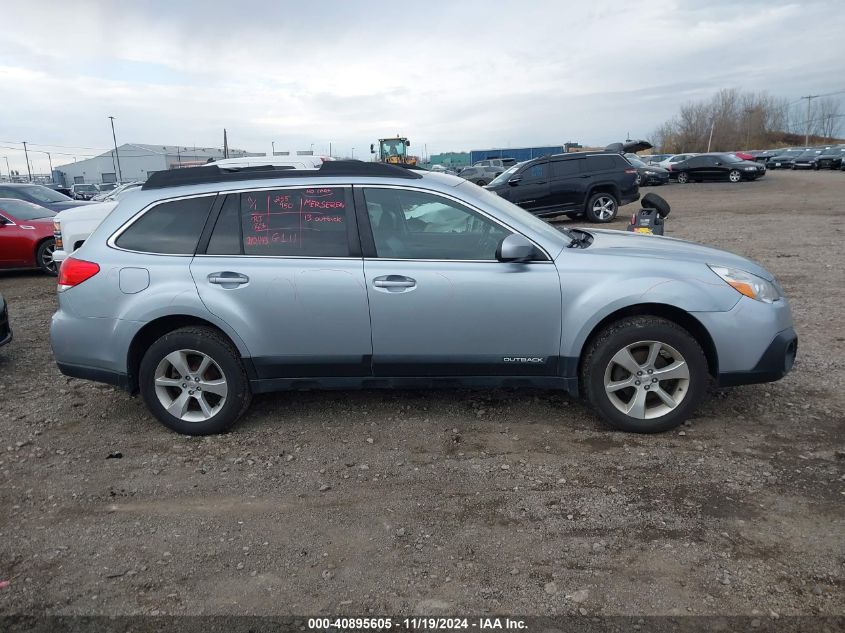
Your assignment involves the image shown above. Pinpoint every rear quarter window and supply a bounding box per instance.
[115,195,215,254]
[585,155,623,172]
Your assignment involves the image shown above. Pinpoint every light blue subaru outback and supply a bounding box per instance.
[50,161,797,435]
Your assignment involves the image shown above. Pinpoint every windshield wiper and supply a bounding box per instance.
[566,228,593,249]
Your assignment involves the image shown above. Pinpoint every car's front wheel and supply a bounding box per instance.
[36,239,57,276]
[728,169,742,183]
[585,192,618,223]
[475,179,488,186]
[581,316,708,433]
[676,172,690,184]
[139,326,251,435]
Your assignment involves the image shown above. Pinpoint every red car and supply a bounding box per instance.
[733,151,756,162]
[0,199,58,275]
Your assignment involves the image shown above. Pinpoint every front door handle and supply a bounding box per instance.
[373,275,416,292]
[208,272,249,286]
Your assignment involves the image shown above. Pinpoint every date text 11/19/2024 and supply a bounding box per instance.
[307,617,527,631]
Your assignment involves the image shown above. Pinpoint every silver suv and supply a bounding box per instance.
[50,162,797,435]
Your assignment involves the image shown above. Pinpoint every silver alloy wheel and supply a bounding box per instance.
[677,172,689,184]
[603,340,690,420]
[592,196,616,220]
[729,170,741,183]
[41,242,56,273]
[153,349,228,422]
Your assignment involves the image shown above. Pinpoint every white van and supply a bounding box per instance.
[209,156,328,170]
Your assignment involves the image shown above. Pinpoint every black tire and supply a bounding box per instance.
[728,169,742,183]
[36,239,57,276]
[584,192,618,223]
[676,172,689,184]
[475,179,488,186]
[641,192,671,218]
[580,316,709,433]
[139,326,251,435]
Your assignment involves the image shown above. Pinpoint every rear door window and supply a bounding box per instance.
[115,195,215,254]
[240,187,353,257]
[551,159,581,178]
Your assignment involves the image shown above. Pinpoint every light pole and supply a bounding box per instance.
[351,147,355,159]
[2,156,9,181]
[271,141,275,156]
[108,116,123,182]
[310,143,314,154]
[22,141,33,181]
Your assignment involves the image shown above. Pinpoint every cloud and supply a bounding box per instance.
[1,0,843,172]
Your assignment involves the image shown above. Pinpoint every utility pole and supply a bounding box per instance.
[2,156,9,181]
[46,152,53,177]
[22,141,33,181]
[801,95,818,146]
[271,141,275,156]
[223,129,229,159]
[108,116,123,182]
[706,120,715,153]
[329,142,332,158]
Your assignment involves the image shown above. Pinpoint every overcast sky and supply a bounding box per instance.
[1,0,844,172]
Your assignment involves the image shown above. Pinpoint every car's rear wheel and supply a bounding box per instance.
[475,179,488,186]
[581,316,708,433]
[36,239,57,276]
[676,172,689,184]
[728,169,742,183]
[585,192,618,223]
[139,326,251,435]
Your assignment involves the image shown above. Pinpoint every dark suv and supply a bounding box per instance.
[485,152,639,223]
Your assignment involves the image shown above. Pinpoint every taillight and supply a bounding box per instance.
[57,257,100,291]
[624,168,637,174]
[666,164,673,171]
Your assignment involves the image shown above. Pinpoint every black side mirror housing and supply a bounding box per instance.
[370,144,375,154]
[507,176,522,185]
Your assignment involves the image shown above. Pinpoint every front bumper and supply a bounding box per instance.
[717,327,797,387]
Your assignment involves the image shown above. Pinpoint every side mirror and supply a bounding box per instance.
[0,216,8,226]
[508,176,522,185]
[497,234,537,262]
[406,141,411,147]
[370,144,375,154]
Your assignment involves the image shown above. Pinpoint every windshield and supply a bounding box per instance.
[458,181,572,247]
[21,185,71,203]
[488,163,522,186]
[0,199,56,220]
[380,139,406,157]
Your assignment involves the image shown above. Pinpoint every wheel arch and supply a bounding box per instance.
[586,183,621,202]
[576,303,719,381]
[126,315,251,394]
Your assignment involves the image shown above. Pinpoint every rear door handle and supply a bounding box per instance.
[373,275,416,292]
[208,272,249,286]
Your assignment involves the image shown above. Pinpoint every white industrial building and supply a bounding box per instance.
[54,143,261,186]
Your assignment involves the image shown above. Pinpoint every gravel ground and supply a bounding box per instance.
[0,169,843,617]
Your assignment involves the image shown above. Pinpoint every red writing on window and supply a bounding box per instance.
[302,199,345,209]
[304,214,343,223]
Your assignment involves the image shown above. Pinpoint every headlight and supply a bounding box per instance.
[645,171,655,175]
[744,166,756,170]
[709,265,780,303]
